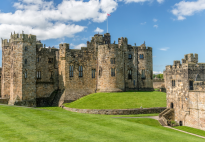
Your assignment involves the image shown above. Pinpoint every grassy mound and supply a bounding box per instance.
[64,91,166,109]
[0,105,204,142]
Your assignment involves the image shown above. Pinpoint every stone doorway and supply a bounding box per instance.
[171,102,174,108]
[179,121,183,126]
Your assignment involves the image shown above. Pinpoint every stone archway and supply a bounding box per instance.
[179,121,183,126]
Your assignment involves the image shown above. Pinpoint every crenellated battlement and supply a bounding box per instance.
[2,39,10,47]
[182,53,198,64]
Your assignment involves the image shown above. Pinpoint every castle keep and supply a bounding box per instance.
[1,32,153,107]
[161,53,205,130]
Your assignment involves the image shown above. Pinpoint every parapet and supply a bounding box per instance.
[183,53,198,64]
[9,32,36,42]
[2,39,9,47]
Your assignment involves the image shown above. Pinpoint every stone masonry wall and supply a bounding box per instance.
[153,79,165,88]
[36,46,59,98]
[63,107,166,115]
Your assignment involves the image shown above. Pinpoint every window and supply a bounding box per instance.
[140,54,144,59]
[99,70,101,76]
[37,57,39,63]
[70,66,74,77]
[141,69,145,78]
[133,80,135,86]
[25,59,27,64]
[111,58,115,64]
[92,69,96,78]
[37,71,41,79]
[79,66,83,77]
[172,80,175,87]
[25,46,27,51]
[25,71,27,79]
[128,69,132,79]
[128,54,132,59]
[111,68,115,76]
[48,58,53,63]
[50,71,53,79]
[189,81,193,90]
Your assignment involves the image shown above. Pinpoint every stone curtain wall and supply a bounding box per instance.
[184,91,205,131]
[63,107,166,115]
[153,79,165,88]
[36,46,59,98]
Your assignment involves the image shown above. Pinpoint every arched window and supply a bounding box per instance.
[128,69,132,79]
[171,102,174,109]
[141,69,145,78]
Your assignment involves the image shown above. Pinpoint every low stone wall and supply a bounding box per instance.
[63,107,166,115]
[0,99,9,104]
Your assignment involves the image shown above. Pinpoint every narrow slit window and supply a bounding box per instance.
[70,65,73,77]
[25,59,27,64]
[25,71,27,79]
[79,66,83,77]
[128,54,132,59]
[172,80,175,87]
[92,69,96,78]
[141,69,145,78]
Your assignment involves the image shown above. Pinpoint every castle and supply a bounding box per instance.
[161,53,205,130]
[0,32,153,107]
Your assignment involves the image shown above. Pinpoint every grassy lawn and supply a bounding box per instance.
[175,126,205,137]
[64,91,166,109]
[0,105,204,142]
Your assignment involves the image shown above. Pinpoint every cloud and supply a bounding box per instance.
[171,0,205,20]
[153,18,157,22]
[124,0,152,4]
[153,25,158,28]
[157,0,164,4]
[159,47,169,51]
[94,27,104,33]
[71,43,87,49]
[140,22,146,25]
[0,0,118,41]
[153,71,163,74]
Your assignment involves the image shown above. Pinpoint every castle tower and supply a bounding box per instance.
[137,43,153,89]
[2,32,37,106]
[97,34,125,92]
[1,39,11,99]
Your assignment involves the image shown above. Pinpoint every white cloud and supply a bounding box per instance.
[0,0,118,41]
[171,0,205,20]
[124,0,152,4]
[94,27,104,33]
[71,43,87,49]
[153,71,163,74]
[153,18,157,22]
[153,25,158,28]
[157,0,164,4]
[159,47,169,51]
[140,22,146,25]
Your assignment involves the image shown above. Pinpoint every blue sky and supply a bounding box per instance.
[1,0,205,74]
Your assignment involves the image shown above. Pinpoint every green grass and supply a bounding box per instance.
[0,105,204,142]
[64,91,166,109]
[175,126,205,137]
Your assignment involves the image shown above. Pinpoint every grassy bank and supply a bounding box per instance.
[175,126,205,137]
[0,105,204,142]
[64,91,166,109]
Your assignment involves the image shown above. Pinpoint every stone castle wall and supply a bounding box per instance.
[164,53,205,130]
[1,32,153,106]
[153,79,164,88]
[36,46,59,98]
